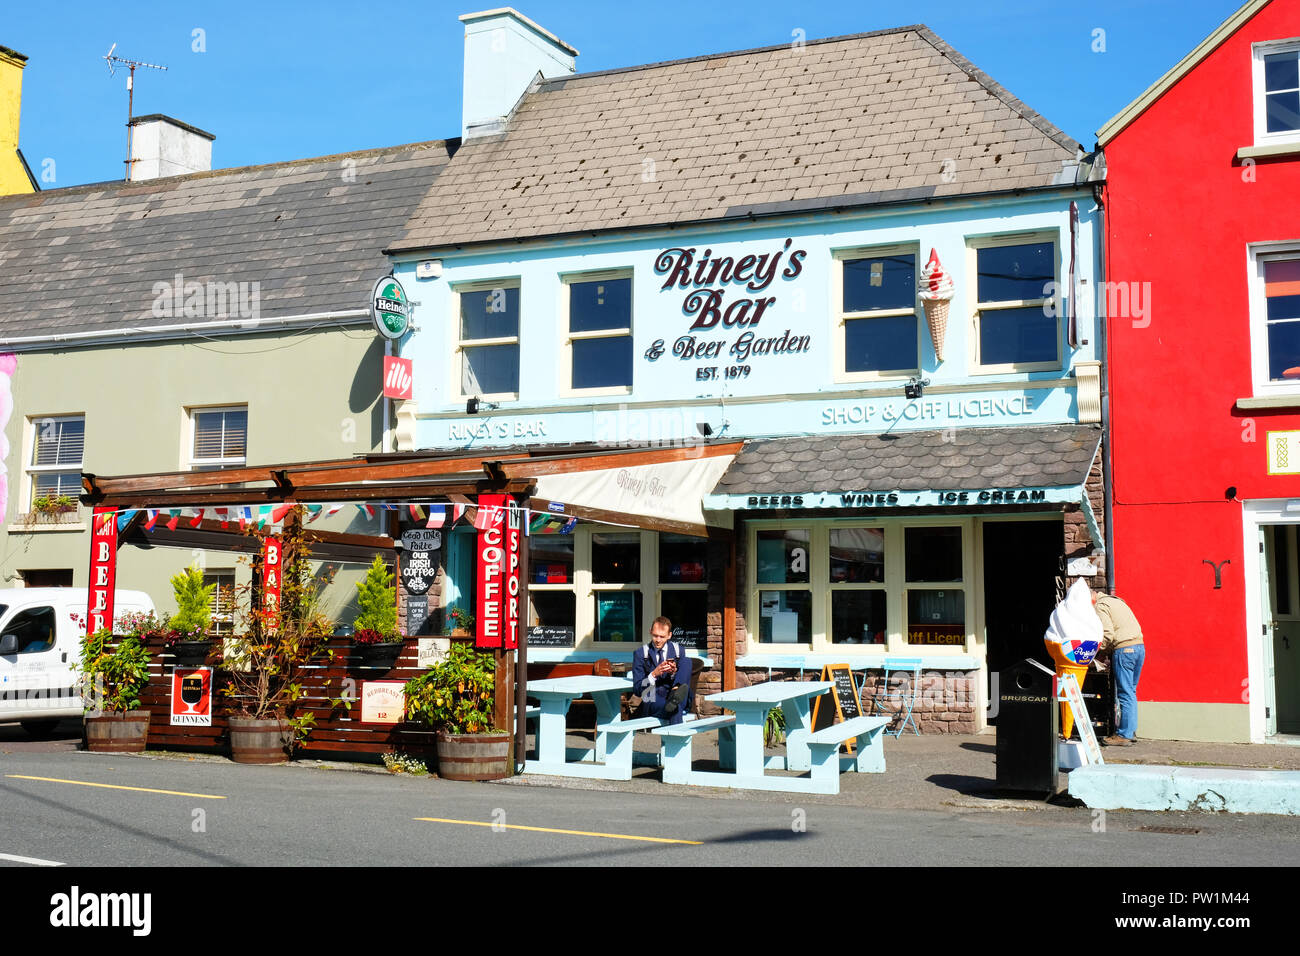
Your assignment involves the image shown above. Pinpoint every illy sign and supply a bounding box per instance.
[383,356,413,400]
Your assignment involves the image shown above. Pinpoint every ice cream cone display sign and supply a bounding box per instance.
[918,248,954,362]
[1043,579,1101,739]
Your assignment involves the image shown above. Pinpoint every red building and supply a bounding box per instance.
[1100,0,1300,742]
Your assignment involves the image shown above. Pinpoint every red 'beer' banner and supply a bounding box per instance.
[262,536,282,635]
[87,507,118,634]
[475,494,505,648]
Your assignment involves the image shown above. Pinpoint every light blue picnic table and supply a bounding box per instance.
[523,675,633,780]
[651,681,889,794]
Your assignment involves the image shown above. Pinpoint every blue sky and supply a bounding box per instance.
[5,0,1246,188]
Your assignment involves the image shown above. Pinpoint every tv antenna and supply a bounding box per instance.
[103,43,168,181]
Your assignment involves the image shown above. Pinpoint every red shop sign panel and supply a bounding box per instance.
[475,495,522,650]
[262,536,282,634]
[86,507,118,634]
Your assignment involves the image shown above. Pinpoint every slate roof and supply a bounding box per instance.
[391,25,1084,252]
[711,425,1102,494]
[0,140,453,345]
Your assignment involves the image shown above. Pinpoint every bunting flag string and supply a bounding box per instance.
[103,501,593,536]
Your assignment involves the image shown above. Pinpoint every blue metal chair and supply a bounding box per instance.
[872,657,923,737]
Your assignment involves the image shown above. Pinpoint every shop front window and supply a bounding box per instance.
[756,528,811,643]
[592,532,641,643]
[658,533,708,648]
[829,527,886,644]
[528,536,576,646]
[906,525,965,646]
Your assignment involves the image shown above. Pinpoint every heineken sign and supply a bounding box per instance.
[370,275,411,340]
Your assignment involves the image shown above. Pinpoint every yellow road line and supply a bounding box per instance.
[414,817,701,845]
[6,775,226,800]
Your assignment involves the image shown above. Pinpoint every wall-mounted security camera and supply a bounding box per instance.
[415,260,442,280]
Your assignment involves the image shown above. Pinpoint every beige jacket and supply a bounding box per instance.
[1095,594,1143,653]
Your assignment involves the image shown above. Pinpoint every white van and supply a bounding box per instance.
[0,588,156,737]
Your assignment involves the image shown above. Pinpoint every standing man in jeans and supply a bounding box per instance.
[1093,589,1144,746]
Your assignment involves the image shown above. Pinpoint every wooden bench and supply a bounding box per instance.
[648,715,738,785]
[592,716,664,776]
[806,715,889,791]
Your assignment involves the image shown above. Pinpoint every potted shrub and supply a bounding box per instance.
[79,626,152,752]
[164,564,216,666]
[403,641,510,780]
[443,606,474,639]
[221,508,333,764]
[350,554,403,668]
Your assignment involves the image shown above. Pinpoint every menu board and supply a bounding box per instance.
[596,593,637,643]
[526,625,575,647]
[810,663,864,753]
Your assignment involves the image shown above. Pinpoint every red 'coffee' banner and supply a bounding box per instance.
[87,507,118,634]
[475,494,505,648]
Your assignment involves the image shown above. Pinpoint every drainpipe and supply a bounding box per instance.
[1094,179,1116,590]
[382,338,392,452]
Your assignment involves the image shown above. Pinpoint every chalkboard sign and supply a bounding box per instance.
[526,625,575,647]
[810,663,864,753]
[672,626,706,650]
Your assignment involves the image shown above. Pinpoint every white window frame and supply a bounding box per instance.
[967,232,1062,374]
[204,569,237,637]
[23,414,85,514]
[1252,38,1300,148]
[187,405,248,471]
[831,243,922,383]
[560,269,634,398]
[1248,241,1300,396]
[745,516,976,658]
[453,278,521,402]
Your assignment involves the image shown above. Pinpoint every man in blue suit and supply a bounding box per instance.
[632,616,692,724]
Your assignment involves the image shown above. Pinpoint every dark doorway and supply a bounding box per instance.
[982,520,1062,719]
[21,569,73,588]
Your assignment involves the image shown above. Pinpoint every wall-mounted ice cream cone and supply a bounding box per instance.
[918,248,954,363]
[922,297,950,362]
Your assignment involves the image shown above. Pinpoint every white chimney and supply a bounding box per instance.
[459,8,577,140]
[127,114,214,181]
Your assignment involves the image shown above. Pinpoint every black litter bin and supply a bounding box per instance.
[995,658,1058,795]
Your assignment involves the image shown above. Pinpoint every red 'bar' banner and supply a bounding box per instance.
[87,507,118,634]
[262,536,282,635]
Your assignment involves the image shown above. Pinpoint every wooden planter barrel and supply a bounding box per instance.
[85,711,151,753]
[228,716,290,765]
[435,731,511,781]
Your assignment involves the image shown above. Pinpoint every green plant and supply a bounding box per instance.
[79,628,151,715]
[222,507,335,747]
[31,494,76,515]
[404,641,499,735]
[352,555,398,641]
[170,564,215,635]
[381,751,428,775]
[764,706,786,747]
[443,606,474,635]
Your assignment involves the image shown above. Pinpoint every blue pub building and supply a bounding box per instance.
[386,8,1106,730]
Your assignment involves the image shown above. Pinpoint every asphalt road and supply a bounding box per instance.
[2,749,1298,869]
